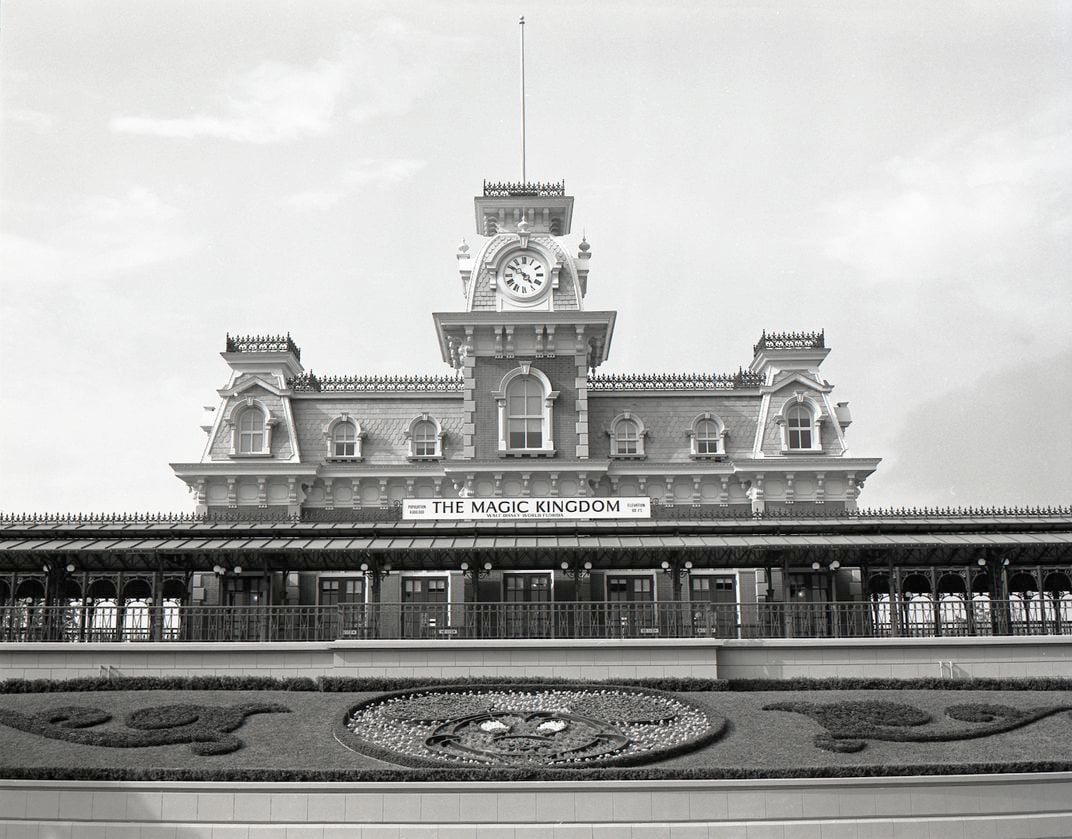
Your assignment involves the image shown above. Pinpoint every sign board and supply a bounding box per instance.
[403,497,651,521]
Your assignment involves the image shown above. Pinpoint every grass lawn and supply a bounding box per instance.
[0,684,1070,779]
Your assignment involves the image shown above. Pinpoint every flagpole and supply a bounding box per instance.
[520,15,526,185]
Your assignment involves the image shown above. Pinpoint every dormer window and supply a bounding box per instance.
[406,414,444,460]
[325,416,364,461]
[786,404,812,449]
[334,423,357,457]
[608,413,647,458]
[688,413,726,459]
[494,365,558,456]
[238,409,264,454]
[775,394,825,453]
[227,398,275,457]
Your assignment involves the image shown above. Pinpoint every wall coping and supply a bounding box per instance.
[2,771,1071,794]
[3,635,1072,653]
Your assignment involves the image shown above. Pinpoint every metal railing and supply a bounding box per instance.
[2,599,1071,643]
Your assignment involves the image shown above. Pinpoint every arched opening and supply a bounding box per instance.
[85,578,118,639]
[161,578,187,639]
[1042,573,1072,629]
[900,574,933,636]
[937,574,969,636]
[15,578,45,602]
[970,572,994,637]
[123,578,153,639]
[1007,572,1040,633]
[867,575,892,635]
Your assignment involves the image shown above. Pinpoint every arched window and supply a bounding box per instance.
[688,413,726,459]
[324,416,364,461]
[695,419,720,454]
[238,408,265,454]
[413,420,438,457]
[333,421,356,457]
[494,365,558,455]
[775,395,824,453]
[615,419,639,454]
[227,398,275,457]
[608,413,647,458]
[786,404,812,449]
[508,377,543,449]
[406,414,444,460]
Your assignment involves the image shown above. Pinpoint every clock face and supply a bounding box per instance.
[502,254,547,297]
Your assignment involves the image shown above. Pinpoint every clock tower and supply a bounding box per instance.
[433,180,615,473]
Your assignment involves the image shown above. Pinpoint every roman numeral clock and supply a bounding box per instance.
[502,254,547,298]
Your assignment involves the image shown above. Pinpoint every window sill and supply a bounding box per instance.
[327,456,363,463]
[781,448,824,455]
[229,452,272,459]
[689,453,725,461]
[499,448,557,458]
[610,453,646,460]
[407,455,444,462]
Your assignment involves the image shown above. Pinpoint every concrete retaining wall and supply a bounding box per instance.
[4,636,1072,682]
[1,774,1071,837]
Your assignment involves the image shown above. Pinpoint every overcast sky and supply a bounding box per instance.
[2,1,1069,514]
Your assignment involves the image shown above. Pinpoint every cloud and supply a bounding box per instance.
[110,19,466,144]
[822,100,1072,286]
[866,349,1072,508]
[281,158,427,210]
[1,187,202,286]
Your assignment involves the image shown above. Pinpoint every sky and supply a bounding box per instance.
[1,1,1070,514]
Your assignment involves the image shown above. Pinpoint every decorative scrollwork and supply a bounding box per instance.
[765,699,1072,753]
[483,180,566,197]
[586,369,764,391]
[0,702,289,755]
[287,372,463,393]
[225,333,301,360]
[753,330,825,355]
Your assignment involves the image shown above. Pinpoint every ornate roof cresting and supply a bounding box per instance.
[753,330,825,355]
[288,372,464,393]
[225,333,301,361]
[587,369,765,390]
[483,180,566,197]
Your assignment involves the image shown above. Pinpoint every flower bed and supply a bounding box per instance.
[340,684,726,768]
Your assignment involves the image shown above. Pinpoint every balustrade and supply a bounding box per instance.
[2,599,1070,643]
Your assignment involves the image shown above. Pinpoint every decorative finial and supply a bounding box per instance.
[578,233,590,253]
[457,238,469,255]
[517,215,531,248]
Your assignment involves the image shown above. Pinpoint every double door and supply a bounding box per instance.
[401,577,448,638]
[503,573,552,637]
[607,575,657,636]
[690,575,738,637]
